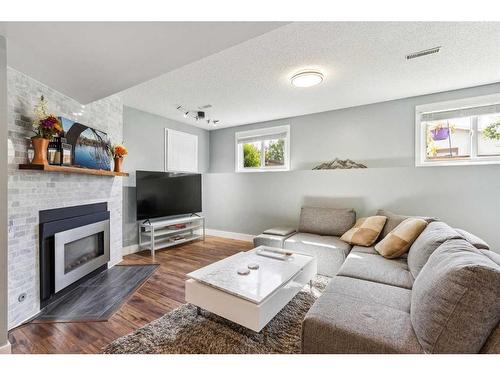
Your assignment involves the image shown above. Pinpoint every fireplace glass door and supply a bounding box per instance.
[64,232,104,274]
[54,220,110,292]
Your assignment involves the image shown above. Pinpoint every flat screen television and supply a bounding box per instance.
[136,170,202,220]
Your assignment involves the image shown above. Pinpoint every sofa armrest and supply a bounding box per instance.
[262,227,296,236]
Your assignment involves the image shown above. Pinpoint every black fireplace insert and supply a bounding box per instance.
[39,202,110,308]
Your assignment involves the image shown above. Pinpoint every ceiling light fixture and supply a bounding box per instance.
[177,105,219,126]
[291,70,324,88]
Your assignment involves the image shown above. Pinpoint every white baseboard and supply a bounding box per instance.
[206,228,254,242]
[122,244,140,256]
[0,341,11,354]
[108,256,123,268]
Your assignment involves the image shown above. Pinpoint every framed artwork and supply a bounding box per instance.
[59,117,111,170]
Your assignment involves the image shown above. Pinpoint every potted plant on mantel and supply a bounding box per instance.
[31,95,62,165]
[108,143,128,173]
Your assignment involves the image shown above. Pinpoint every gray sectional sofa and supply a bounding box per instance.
[254,206,500,353]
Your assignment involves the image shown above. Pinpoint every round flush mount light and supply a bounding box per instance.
[290,70,324,88]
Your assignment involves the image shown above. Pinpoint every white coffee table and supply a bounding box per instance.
[185,245,317,333]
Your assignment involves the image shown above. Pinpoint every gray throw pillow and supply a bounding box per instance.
[407,221,462,278]
[377,209,437,239]
[298,207,355,236]
[454,228,490,250]
[411,239,500,353]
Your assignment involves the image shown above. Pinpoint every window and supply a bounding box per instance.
[235,125,290,172]
[415,94,500,166]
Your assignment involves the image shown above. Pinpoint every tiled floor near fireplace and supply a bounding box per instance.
[8,236,253,354]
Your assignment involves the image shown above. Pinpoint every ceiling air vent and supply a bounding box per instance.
[406,46,441,60]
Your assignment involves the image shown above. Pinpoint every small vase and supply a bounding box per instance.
[31,138,50,166]
[114,157,123,173]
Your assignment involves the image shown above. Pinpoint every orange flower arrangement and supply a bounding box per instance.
[112,144,128,159]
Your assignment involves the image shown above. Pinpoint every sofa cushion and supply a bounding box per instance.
[323,275,412,312]
[337,252,414,289]
[375,218,427,259]
[284,233,351,277]
[407,221,462,278]
[340,216,387,246]
[350,245,378,255]
[262,226,296,236]
[454,228,490,250]
[302,276,422,353]
[377,209,437,239]
[411,239,500,353]
[350,244,413,259]
[298,206,356,236]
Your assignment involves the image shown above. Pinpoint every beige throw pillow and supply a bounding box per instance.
[375,218,428,258]
[340,216,387,247]
[376,209,437,239]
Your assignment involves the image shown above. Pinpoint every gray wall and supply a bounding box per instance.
[0,36,8,349]
[210,83,500,172]
[122,106,210,247]
[206,83,500,252]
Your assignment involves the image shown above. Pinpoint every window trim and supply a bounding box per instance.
[235,125,290,173]
[415,93,500,167]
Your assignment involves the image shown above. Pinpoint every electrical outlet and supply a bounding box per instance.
[18,293,27,303]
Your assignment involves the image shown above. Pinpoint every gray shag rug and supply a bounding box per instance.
[103,275,330,354]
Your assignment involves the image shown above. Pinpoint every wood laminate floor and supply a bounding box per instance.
[8,236,253,354]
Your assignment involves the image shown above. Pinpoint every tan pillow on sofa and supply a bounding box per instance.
[375,218,428,258]
[340,216,387,246]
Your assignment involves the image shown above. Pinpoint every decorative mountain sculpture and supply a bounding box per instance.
[312,158,367,170]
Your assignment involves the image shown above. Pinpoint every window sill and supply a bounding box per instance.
[236,168,290,173]
[416,159,500,167]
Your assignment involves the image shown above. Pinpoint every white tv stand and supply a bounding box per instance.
[138,215,205,257]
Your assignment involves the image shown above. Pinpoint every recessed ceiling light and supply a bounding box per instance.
[291,70,324,88]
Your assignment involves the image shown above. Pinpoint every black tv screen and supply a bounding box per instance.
[136,171,202,220]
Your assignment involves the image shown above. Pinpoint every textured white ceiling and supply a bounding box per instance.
[0,22,286,103]
[121,22,500,130]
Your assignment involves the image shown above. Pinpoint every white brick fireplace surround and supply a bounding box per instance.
[7,68,123,328]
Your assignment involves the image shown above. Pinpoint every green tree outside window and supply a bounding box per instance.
[243,143,261,167]
[266,139,284,163]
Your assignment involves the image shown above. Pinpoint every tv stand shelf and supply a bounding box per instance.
[138,215,205,257]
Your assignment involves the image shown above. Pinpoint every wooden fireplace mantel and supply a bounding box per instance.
[19,164,129,177]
